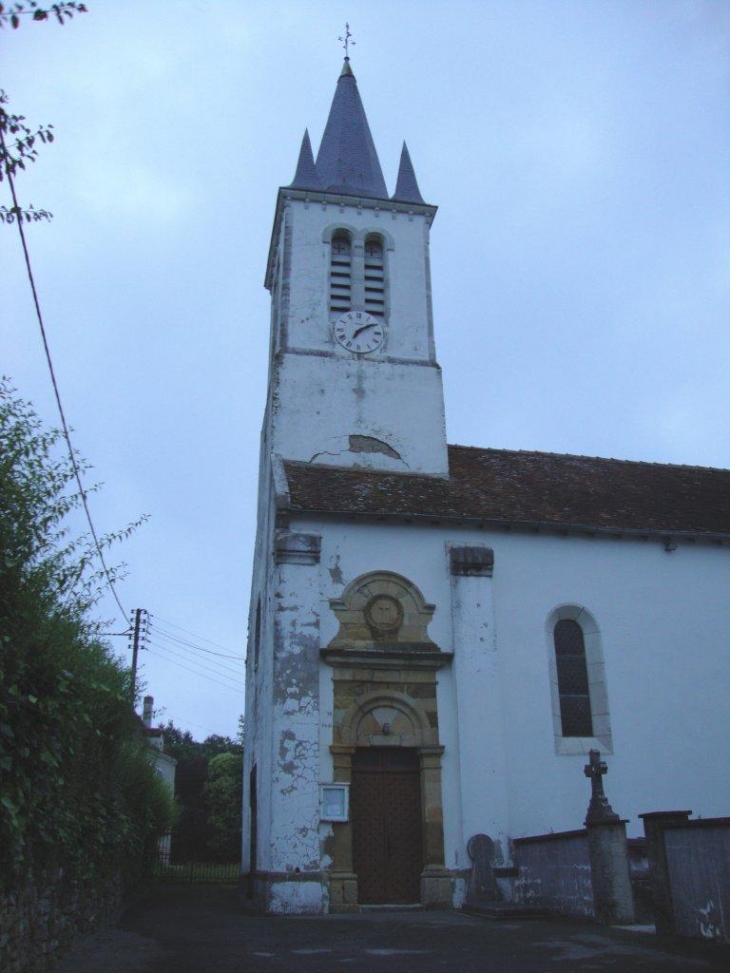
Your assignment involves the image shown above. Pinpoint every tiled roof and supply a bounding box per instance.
[283,445,730,537]
[312,59,388,199]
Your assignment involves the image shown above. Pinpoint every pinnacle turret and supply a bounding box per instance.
[392,142,425,204]
[290,129,322,190]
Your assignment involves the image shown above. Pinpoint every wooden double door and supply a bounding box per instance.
[350,748,423,904]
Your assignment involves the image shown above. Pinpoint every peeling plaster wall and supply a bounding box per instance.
[272,355,448,474]
[265,197,448,475]
[293,515,730,857]
[268,549,322,878]
[243,442,281,873]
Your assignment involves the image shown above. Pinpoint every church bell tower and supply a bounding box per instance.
[244,56,454,916]
[262,57,448,475]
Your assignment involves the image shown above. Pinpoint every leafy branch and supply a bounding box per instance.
[0,2,87,29]
[0,90,55,180]
[0,203,52,222]
[0,3,88,214]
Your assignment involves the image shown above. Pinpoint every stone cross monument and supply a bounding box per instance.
[584,749,620,825]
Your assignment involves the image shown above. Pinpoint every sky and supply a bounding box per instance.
[3,0,729,741]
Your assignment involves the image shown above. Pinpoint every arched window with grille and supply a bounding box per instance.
[329,230,352,314]
[364,234,386,317]
[554,618,593,737]
[546,606,613,755]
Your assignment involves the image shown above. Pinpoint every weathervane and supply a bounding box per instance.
[339,23,355,59]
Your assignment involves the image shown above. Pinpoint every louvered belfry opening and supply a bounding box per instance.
[329,230,352,313]
[554,618,593,736]
[364,235,386,317]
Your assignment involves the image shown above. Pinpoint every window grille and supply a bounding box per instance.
[329,231,352,313]
[364,235,386,317]
[554,618,593,736]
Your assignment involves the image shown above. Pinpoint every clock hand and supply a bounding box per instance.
[352,322,377,338]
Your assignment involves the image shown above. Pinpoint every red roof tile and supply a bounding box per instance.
[283,445,730,536]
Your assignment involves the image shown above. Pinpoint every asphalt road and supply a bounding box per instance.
[51,885,730,973]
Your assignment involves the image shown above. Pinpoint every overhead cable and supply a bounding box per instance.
[1,126,127,622]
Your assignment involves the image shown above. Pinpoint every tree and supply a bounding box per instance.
[204,752,243,862]
[162,720,243,862]
[0,381,171,885]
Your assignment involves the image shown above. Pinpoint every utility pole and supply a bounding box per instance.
[128,608,149,706]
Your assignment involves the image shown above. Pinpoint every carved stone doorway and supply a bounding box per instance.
[351,748,423,904]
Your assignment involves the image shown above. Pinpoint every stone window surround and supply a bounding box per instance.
[322,223,394,320]
[545,605,613,756]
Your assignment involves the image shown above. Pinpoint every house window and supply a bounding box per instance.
[329,230,352,314]
[546,606,613,755]
[364,235,386,317]
[554,619,593,736]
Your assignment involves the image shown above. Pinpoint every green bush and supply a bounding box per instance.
[204,752,242,861]
[0,380,173,890]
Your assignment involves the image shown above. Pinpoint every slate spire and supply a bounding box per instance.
[289,129,322,190]
[392,141,425,204]
[313,59,388,199]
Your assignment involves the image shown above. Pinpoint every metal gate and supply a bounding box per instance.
[148,833,240,884]
[351,748,423,904]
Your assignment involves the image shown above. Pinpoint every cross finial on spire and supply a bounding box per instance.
[338,22,355,59]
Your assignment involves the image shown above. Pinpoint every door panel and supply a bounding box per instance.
[351,748,422,904]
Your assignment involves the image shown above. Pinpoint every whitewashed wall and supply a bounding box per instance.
[265,196,449,475]
[291,514,730,867]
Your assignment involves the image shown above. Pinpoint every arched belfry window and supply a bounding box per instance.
[329,231,352,314]
[364,235,386,317]
[553,619,593,737]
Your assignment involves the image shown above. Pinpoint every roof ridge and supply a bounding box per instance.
[447,443,730,474]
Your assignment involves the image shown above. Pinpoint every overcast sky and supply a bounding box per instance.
[4,0,729,741]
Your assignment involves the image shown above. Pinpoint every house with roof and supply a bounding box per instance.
[242,57,730,915]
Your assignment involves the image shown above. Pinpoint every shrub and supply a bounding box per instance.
[0,380,173,891]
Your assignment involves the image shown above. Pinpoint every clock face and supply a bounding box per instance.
[333,311,385,354]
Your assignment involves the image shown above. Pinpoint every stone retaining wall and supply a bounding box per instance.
[0,866,126,973]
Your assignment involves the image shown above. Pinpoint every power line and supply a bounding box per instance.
[146,644,243,693]
[151,630,244,676]
[148,632,243,682]
[162,716,233,738]
[146,642,244,693]
[151,613,244,657]
[146,637,243,682]
[1,126,127,623]
[151,622,244,662]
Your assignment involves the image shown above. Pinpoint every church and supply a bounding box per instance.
[242,57,730,915]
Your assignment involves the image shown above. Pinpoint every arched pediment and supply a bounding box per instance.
[340,690,435,747]
[328,570,437,651]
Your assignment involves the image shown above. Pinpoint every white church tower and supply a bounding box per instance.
[260,57,447,476]
[244,57,454,915]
